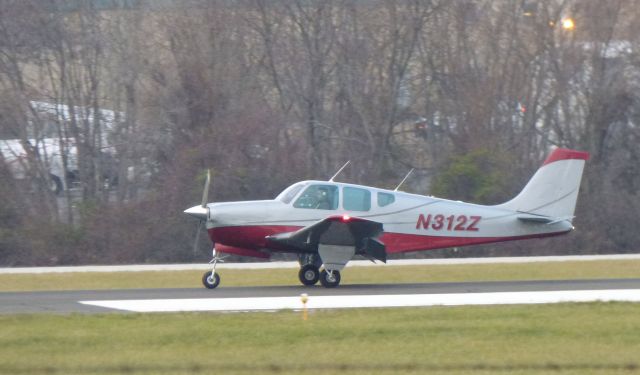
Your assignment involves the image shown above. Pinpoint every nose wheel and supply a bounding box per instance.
[202,270,220,289]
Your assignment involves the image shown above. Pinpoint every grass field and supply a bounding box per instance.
[1,303,640,374]
[1,259,639,292]
[2,260,639,374]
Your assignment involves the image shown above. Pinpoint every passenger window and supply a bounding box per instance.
[343,187,371,211]
[377,192,395,207]
[293,185,338,210]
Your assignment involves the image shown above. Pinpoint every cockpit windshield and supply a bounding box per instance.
[277,183,306,204]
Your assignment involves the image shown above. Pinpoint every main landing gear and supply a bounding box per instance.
[297,254,341,288]
[202,247,224,289]
[299,264,320,286]
[297,265,341,288]
[319,269,341,288]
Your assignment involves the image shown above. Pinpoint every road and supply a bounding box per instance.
[2,278,640,314]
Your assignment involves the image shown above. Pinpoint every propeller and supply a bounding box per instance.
[201,169,211,209]
[184,170,211,220]
[187,170,211,255]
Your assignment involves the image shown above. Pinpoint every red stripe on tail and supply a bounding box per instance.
[542,148,590,166]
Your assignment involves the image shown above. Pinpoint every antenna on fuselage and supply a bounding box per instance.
[329,161,351,182]
[394,168,414,191]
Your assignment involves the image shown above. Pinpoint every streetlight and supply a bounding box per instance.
[561,17,575,30]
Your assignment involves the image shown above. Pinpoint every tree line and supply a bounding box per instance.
[0,0,638,266]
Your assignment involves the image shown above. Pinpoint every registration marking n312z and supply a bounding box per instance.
[416,214,481,232]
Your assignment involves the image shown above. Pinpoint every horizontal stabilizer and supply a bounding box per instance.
[547,216,575,225]
[517,213,574,225]
[517,214,553,223]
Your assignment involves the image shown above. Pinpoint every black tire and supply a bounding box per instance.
[298,264,320,286]
[319,269,341,288]
[202,271,220,289]
[49,174,63,195]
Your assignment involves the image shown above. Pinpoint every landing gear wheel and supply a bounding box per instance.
[202,271,220,289]
[319,269,341,288]
[298,264,320,286]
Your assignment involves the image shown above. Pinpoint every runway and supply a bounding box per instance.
[2,278,640,314]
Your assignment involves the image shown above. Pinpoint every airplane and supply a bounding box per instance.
[184,147,589,289]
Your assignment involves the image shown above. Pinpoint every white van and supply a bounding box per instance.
[0,138,77,194]
[0,101,119,195]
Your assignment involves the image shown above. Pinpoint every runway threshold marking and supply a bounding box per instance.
[80,289,640,313]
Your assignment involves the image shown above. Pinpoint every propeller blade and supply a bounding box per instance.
[189,169,213,255]
[201,169,211,208]
[184,169,211,220]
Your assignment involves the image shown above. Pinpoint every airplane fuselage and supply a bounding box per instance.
[206,180,573,258]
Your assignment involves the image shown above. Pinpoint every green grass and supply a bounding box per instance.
[2,261,640,374]
[1,303,640,374]
[1,260,639,292]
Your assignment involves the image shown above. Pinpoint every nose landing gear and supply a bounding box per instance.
[202,270,220,289]
[202,247,225,289]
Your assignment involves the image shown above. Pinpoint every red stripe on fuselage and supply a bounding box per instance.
[209,225,571,256]
[380,230,571,253]
[216,243,270,258]
[208,225,303,250]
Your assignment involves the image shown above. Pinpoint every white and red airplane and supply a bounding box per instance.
[185,148,589,289]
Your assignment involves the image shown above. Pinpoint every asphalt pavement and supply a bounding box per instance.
[2,278,640,314]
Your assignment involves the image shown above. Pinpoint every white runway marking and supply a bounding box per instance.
[80,289,640,313]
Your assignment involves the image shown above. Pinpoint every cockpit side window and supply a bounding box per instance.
[279,183,305,204]
[377,192,395,207]
[293,184,339,210]
[343,187,371,211]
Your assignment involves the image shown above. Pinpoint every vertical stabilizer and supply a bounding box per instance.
[497,148,590,219]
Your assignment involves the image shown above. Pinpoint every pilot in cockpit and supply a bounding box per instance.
[315,187,332,209]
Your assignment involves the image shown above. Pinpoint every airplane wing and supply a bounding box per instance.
[266,215,386,269]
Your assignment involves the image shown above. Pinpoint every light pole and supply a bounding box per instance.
[561,17,575,31]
